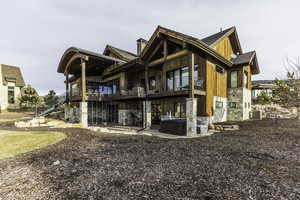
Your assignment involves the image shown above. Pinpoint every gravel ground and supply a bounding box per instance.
[0,118,300,199]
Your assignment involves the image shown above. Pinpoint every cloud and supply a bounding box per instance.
[0,0,299,94]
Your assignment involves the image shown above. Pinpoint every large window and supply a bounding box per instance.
[8,86,15,104]
[100,79,120,95]
[244,71,249,88]
[166,67,189,91]
[230,71,238,88]
[175,102,186,118]
[149,77,156,90]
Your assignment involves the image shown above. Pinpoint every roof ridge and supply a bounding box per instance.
[106,44,137,57]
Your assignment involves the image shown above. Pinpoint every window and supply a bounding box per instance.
[8,86,15,104]
[244,71,249,88]
[149,77,156,90]
[229,102,237,108]
[166,67,189,91]
[194,64,204,89]
[166,71,174,91]
[215,65,225,74]
[100,79,120,95]
[175,102,186,118]
[230,71,238,88]
[245,102,247,109]
[216,101,223,108]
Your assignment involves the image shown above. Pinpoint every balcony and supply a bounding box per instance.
[70,86,146,101]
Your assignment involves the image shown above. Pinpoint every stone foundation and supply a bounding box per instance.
[213,96,227,123]
[227,88,251,121]
[186,98,197,136]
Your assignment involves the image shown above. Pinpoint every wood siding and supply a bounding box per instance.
[212,36,234,60]
[205,61,227,116]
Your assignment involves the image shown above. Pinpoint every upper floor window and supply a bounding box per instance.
[100,79,120,95]
[167,67,189,91]
[244,71,249,88]
[230,71,238,88]
[149,76,156,90]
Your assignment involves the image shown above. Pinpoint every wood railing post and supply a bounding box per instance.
[81,59,86,102]
[189,52,195,98]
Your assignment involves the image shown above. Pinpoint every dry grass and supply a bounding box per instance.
[0,131,66,160]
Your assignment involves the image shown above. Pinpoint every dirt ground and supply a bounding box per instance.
[0,116,300,199]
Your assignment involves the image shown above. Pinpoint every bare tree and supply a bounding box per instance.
[272,57,300,119]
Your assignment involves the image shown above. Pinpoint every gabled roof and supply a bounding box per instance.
[1,64,25,87]
[232,51,255,65]
[103,45,137,62]
[201,27,242,54]
[140,25,233,67]
[232,51,260,74]
[201,27,235,46]
[57,47,125,74]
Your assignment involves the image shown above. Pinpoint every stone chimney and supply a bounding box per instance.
[137,38,147,56]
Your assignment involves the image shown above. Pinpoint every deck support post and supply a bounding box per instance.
[80,102,88,128]
[143,100,151,129]
[186,98,197,136]
[189,52,195,98]
[80,59,88,128]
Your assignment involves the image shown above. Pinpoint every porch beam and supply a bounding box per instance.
[146,40,164,62]
[81,59,87,102]
[64,53,89,75]
[65,73,69,103]
[189,52,195,98]
[149,49,189,67]
[163,40,168,59]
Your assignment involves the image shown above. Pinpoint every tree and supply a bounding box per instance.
[271,58,300,119]
[44,90,59,107]
[255,91,272,105]
[19,85,42,108]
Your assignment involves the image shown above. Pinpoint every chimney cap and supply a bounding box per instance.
[137,38,148,42]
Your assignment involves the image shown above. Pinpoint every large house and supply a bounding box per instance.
[0,64,25,111]
[58,26,260,136]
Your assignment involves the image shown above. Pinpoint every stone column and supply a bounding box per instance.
[186,98,197,136]
[64,104,70,121]
[143,100,151,129]
[80,102,88,128]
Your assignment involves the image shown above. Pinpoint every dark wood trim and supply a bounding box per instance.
[81,59,87,102]
[149,49,189,67]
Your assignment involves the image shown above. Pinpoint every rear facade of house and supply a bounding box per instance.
[0,64,25,111]
[58,26,260,136]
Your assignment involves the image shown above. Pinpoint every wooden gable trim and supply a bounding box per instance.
[103,45,130,62]
[210,28,243,54]
[141,26,233,68]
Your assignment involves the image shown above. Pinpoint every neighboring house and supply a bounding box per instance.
[0,64,25,111]
[251,80,275,102]
[58,26,260,135]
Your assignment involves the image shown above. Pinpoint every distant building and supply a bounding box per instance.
[0,64,25,110]
[251,80,275,102]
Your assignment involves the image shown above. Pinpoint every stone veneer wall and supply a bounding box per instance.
[227,88,252,121]
[213,96,227,123]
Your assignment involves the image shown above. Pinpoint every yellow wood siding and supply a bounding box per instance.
[213,37,234,60]
[243,65,252,89]
[205,61,227,116]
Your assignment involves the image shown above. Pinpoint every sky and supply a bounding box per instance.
[0,0,299,95]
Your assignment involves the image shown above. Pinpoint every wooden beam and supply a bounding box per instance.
[189,53,195,98]
[65,73,69,103]
[146,40,164,62]
[81,59,87,102]
[145,63,149,95]
[149,49,189,67]
[163,40,168,58]
[64,53,89,75]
